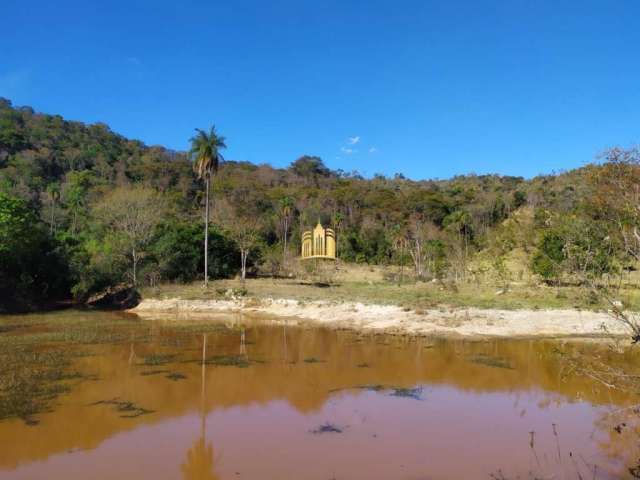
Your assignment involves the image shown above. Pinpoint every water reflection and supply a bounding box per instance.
[182,344,219,480]
[181,435,218,480]
[0,312,638,479]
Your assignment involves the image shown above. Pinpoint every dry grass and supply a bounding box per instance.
[140,262,640,312]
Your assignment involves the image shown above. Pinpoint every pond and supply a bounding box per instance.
[0,310,639,479]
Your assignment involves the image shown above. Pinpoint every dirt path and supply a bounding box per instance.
[130,297,631,338]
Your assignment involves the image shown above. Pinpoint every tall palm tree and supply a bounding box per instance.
[279,197,294,265]
[46,183,60,235]
[190,127,226,287]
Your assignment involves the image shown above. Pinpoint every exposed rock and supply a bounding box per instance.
[85,284,140,310]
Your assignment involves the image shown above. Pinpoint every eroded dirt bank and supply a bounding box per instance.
[130,297,630,338]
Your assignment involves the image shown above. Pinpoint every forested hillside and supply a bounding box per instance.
[0,98,636,312]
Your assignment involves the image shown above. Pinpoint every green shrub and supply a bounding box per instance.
[0,191,70,311]
[531,230,565,283]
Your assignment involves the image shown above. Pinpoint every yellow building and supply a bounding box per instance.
[301,222,336,259]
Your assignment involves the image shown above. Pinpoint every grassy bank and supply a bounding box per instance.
[140,264,640,312]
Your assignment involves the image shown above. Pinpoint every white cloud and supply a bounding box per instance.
[126,56,141,66]
[368,146,378,154]
[340,146,355,154]
[347,136,360,145]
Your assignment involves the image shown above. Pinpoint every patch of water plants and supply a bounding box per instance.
[0,324,25,334]
[389,387,423,400]
[141,353,177,366]
[204,355,251,368]
[467,353,514,370]
[311,422,344,434]
[139,369,171,376]
[0,347,85,425]
[139,369,187,380]
[90,398,154,418]
[0,312,152,425]
[303,357,323,363]
[329,384,424,400]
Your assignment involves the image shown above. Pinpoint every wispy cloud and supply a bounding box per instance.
[126,56,141,66]
[347,136,360,145]
[340,146,355,155]
[368,146,378,154]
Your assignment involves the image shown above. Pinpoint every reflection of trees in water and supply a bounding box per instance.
[5,324,640,472]
[240,328,246,358]
[181,333,220,480]
[180,320,256,480]
[491,420,631,479]
[596,407,640,478]
[553,341,640,477]
[181,436,219,480]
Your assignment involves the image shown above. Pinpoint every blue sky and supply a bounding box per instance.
[1,1,639,179]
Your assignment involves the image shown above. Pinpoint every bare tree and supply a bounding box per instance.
[585,147,640,341]
[230,217,262,283]
[592,147,640,262]
[406,213,426,279]
[391,225,408,285]
[93,186,166,285]
[216,200,262,283]
[405,214,440,279]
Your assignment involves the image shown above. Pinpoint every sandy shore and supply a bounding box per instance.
[130,297,632,338]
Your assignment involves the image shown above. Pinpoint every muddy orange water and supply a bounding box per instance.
[1,311,639,479]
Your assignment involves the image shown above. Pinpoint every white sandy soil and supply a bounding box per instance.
[130,297,632,339]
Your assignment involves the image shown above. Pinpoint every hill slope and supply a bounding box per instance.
[0,98,618,311]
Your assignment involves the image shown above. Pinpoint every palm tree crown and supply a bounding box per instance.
[189,125,227,287]
[190,126,227,180]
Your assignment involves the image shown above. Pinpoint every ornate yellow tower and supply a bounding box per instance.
[301,222,336,259]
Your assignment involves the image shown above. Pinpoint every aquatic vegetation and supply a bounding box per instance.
[0,313,152,425]
[389,387,423,400]
[205,355,250,368]
[159,336,192,348]
[355,384,386,392]
[0,326,150,347]
[329,384,423,400]
[328,384,385,394]
[90,398,154,418]
[0,324,23,334]
[2,311,640,478]
[0,374,71,426]
[140,370,171,376]
[0,347,83,425]
[303,357,323,363]
[311,423,343,434]
[161,323,232,335]
[467,354,514,370]
[142,353,176,366]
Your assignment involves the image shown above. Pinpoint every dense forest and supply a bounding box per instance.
[0,97,637,312]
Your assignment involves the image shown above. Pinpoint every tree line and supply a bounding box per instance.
[0,97,638,311]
